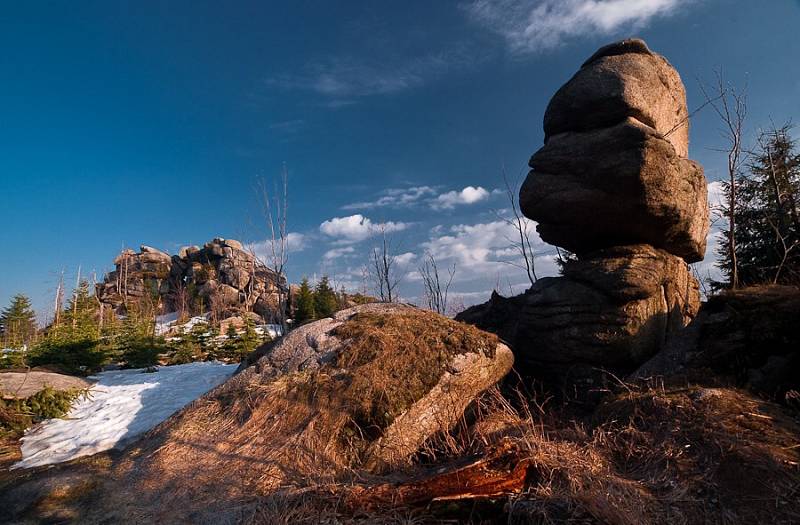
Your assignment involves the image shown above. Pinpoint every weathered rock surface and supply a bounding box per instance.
[544,38,689,157]
[0,371,93,399]
[457,245,698,379]
[521,39,708,262]
[461,39,709,384]
[522,118,708,262]
[635,285,800,400]
[244,303,514,471]
[96,238,286,321]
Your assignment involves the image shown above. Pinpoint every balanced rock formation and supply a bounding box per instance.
[96,238,287,321]
[522,39,708,262]
[460,39,708,382]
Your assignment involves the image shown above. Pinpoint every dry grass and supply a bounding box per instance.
[2,309,798,524]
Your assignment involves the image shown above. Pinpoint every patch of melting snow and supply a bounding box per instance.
[13,361,237,469]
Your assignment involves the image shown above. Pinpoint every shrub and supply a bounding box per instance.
[1,386,85,435]
[28,336,109,376]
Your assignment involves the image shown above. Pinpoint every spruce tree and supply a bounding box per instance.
[0,294,37,349]
[717,124,800,286]
[314,276,337,318]
[60,280,99,338]
[294,277,316,324]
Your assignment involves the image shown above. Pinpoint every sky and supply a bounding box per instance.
[2,0,800,320]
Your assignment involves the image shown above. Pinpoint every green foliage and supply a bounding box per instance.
[0,349,26,369]
[1,386,85,435]
[27,279,111,375]
[116,305,164,369]
[218,319,265,361]
[314,276,338,319]
[0,294,37,349]
[59,280,99,338]
[294,277,316,324]
[169,337,199,365]
[28,335,109,376]
[168,322,210,364]
[717,125,800,287]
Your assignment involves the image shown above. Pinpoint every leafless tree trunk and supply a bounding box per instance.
[253,164,290,330]
[765,214,800,284]
[419,253,455,315]
[72,265,81,329]
[495,167,537,286]
[53,269,65,327]
[700,72,747,289]
[370,227,403,303]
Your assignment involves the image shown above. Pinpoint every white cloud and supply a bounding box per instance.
[319,214,410,243]
[323,246,356,261]
[463,0,692,54]
[432,186,491,210]
[707,180,726,216]
[267,43,485,103]
[421,218,550,279]
[286,233,308,252]
[394,252,417,267]
[247,232,307,263]
[343,186,437,211]
[692,181,727,290]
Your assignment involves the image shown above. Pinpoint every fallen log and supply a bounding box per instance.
[346,439,533,511]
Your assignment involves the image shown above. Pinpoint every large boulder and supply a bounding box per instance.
[85,304,512,520]
[457,245,698,381]
[522,118,708,262]
[543,38,689,158]
[521,39,708,263]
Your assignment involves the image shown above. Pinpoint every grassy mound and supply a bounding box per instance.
[331,311,497,435]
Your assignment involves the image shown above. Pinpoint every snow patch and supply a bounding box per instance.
[13,361,236,469]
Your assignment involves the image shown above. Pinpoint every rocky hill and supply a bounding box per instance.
[96,238,287,323]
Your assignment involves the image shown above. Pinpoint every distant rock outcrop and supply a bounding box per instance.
[459,39,708,383]
[96,238,287,322]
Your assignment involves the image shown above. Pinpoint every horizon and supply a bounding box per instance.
[3,0,800,320]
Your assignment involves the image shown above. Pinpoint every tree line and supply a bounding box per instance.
[705,76,800,289]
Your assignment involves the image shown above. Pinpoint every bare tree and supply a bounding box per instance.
[495,167,537,286]
[419,253,455,315]
[370,226,404,303]
[699,72,747,289]
[53,269,65,327]
[765,214,800,284]
[252,164,290,329]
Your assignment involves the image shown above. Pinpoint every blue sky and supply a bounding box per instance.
[2,0,799,320]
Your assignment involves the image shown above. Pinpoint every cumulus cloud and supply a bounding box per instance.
[689,181,729,293]
[421,219,552,276]
[342,186,437,211]
[286,232,308,252]
[323,246,356,261]
[319,214,410,243]
[431,186,492,210]
[247,232,307,262]
[463,0,693,54]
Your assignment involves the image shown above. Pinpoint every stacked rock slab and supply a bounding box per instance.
[458,40,708,382]
[96,238,287,321]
